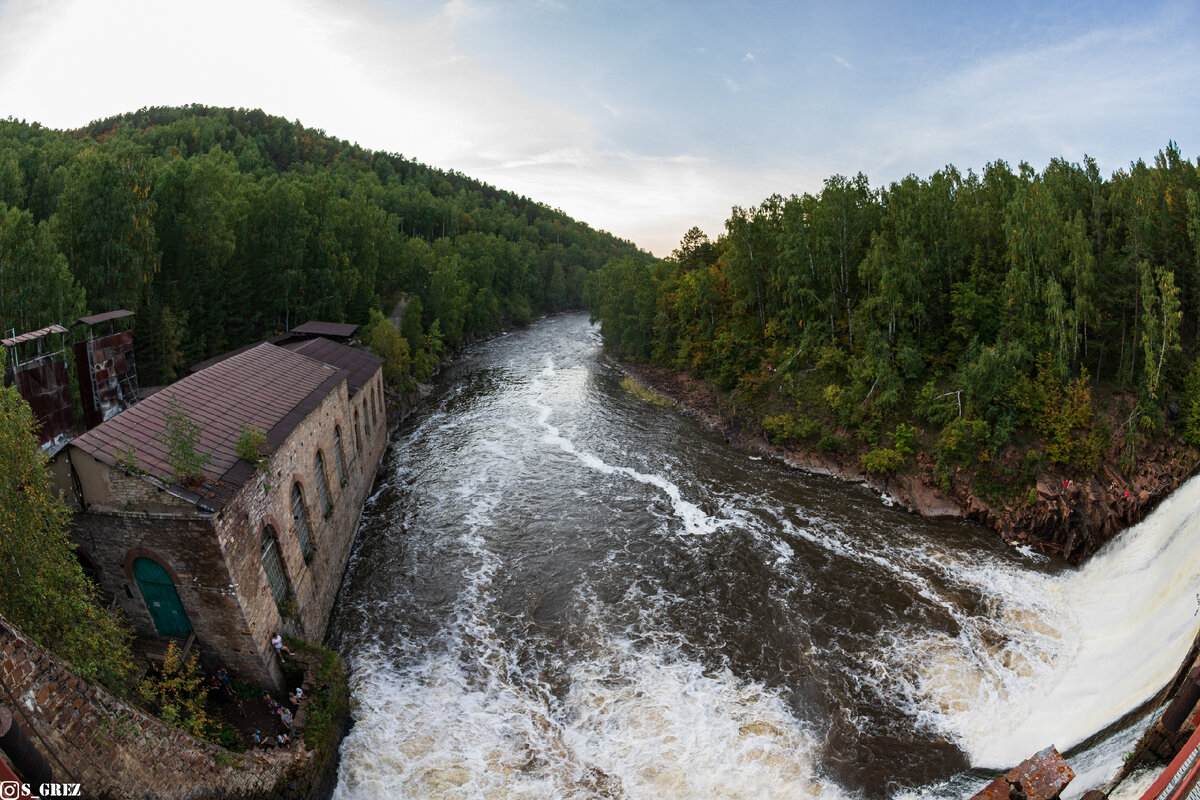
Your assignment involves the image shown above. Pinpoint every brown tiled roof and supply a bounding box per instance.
[277,338,381,398]
[187,332,382,389]
[187,342,260,375]
[2,325,68,347]
[75,310,134,326]
[290,321,359,339]
[72,343,346,510]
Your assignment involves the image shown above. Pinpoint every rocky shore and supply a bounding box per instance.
[617,360,1199,563]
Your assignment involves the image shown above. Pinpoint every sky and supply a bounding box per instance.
[0,0,1198,256]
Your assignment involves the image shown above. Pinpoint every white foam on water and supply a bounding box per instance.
[528,378,729,538]
[894,475,1200,768]
[335,613,848,800]
[1057,717,1151,799]
[1013,543,1049,563]
[1107,766,1160,800]
[555,634,840,800]
[363,486,387,507]
[777,517,964,622]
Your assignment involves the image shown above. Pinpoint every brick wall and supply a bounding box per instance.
[0,615,303,800]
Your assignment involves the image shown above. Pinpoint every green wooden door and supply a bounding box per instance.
[132,558,193,638]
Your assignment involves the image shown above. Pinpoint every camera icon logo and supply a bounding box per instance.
[0,781,28,799]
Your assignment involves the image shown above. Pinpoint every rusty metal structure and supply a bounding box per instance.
[972,746,1075,800]
[1136,723,1200,799]
[72,310,139,431]
[1,324,76,448]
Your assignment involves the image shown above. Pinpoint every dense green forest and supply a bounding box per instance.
[586,146,1200,491]
[0,105,643,385]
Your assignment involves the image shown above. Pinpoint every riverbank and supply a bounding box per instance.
[616,359,1199,563]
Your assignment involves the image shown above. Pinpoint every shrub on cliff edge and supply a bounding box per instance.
[0,385,133,688]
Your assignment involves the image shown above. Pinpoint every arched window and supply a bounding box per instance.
[354,410,363,455]
[370,394,377,429]
[315,451,332,517]
[291,483,314,557]
[261,526,289,604]
[334,426,347,485]
[378,382,385,420]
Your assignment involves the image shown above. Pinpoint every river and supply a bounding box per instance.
[327,312,1200,799]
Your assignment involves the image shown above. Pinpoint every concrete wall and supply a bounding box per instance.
[0,614,301,800]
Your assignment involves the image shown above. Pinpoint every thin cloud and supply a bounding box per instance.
[438,0,476,25]
[832,54,852,70]
[469,149,787,256]
[853,13,1200,181]
[496,148,589,169]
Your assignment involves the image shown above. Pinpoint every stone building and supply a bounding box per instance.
[50,335,387,687]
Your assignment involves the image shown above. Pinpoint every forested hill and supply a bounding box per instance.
[585,146,1200,546]
[0,105,646,385]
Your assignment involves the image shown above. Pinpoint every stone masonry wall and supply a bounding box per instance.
[64,366,387,690]
[69,513,271,687]
[0,615,302,800]
[212,367,388,682]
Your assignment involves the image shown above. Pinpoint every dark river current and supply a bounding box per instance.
[328,313,1200,799]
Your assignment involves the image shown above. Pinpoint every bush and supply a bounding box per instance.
[363,308,415,389]
[280,636,349,751]
[862,447,905,474]
[935,418,990,489]
[1016,357,1096,467]
[1021,449,1045,484]
[215,723,243,752]
[893,423,918,455]
[915,380,957,426]
[762,413,818,443]
[1182,362,1200,447]
[823,384,843,412]
[234,423,269,471]
[817,432,844,452]
[114,443,144,475]
[138,641,210,738]
[161,395,211,486]
[857,416,881,448]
